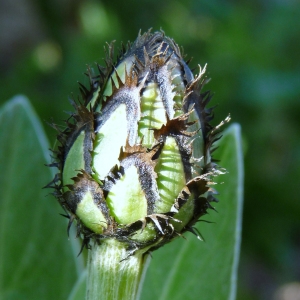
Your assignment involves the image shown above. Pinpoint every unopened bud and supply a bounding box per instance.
[49,30,228,255]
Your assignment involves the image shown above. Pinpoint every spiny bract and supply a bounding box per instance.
[48,30,229,255]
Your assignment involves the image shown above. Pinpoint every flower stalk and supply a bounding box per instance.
[87,239,150,300]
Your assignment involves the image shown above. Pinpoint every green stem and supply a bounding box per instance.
[86,239,150,300]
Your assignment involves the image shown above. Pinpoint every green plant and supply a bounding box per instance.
[0,33,243,300]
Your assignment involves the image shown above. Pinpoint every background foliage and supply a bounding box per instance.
[0,97,84,299]
[0,0,299,299]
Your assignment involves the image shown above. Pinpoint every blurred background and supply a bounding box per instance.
[1,0,299,299]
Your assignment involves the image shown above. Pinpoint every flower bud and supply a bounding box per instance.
[49,30,228,254]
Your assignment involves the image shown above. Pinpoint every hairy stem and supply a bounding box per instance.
[86,239,150,300]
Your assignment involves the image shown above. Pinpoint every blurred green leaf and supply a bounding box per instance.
[141,123,244,300]
[0,96,84,299]
[68,270,87,300]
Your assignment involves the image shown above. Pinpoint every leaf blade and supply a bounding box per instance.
[0,96,83,299]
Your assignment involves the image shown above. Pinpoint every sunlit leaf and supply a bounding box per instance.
[0,96,84,299]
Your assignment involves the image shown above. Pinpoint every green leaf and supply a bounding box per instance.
[141,123,244,300]
[0,96,84,300]
[68,270,87,300]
